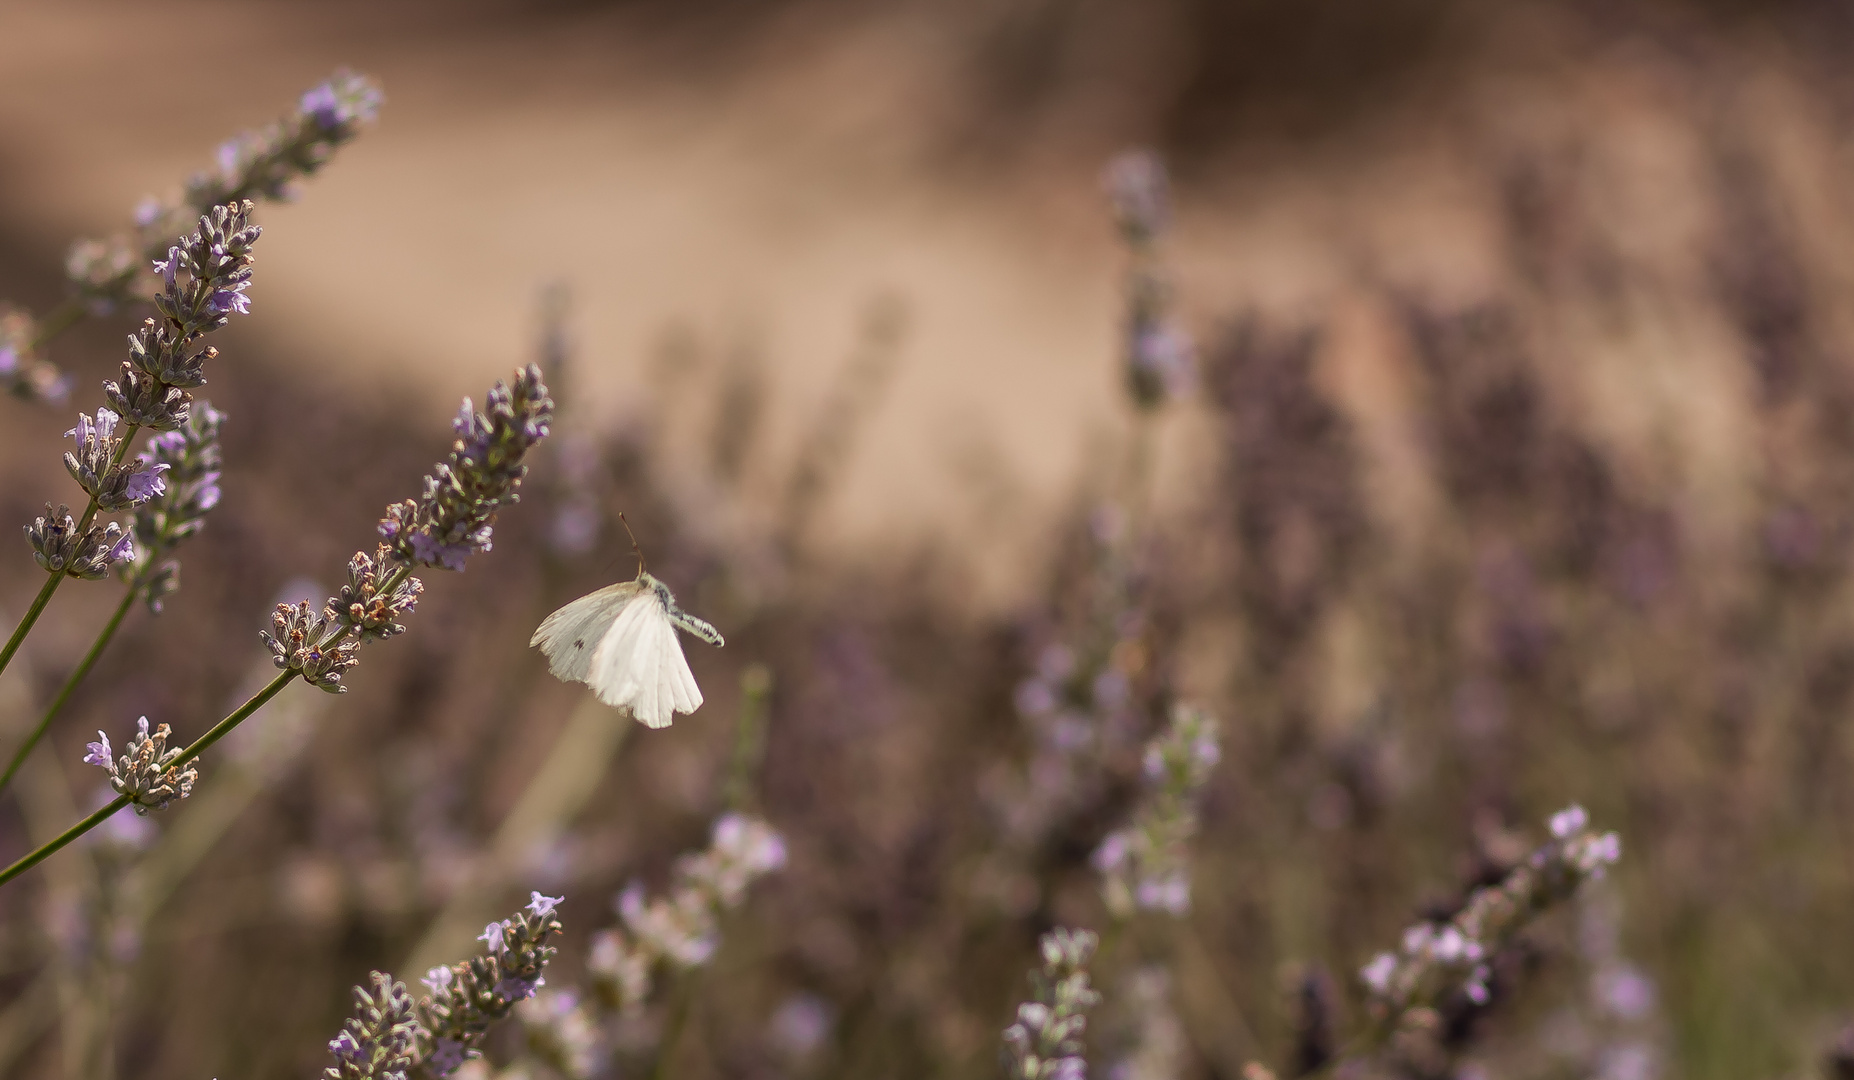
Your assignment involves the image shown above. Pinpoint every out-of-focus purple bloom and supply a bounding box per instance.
[217,138,244,177]
[300,84,342,128]
[1036,644,1076,682]
[769,994,834,1058]
[1360,952,1397,995]
[410,532,473,572]
[1091,832,1130,872]
[0,346,15,376]
[1128,323,1196,402]
[494,971,545,1002]
[1594,965,1657,1020]
[1103,149,1170,240]
[422,965,454,994]
[1014,677,1056,718]
[426,1037,468,1075]
[1091,670,1129,710]
[133,197,162,228]
[1551,804,1590,839]
[83,731,113,768]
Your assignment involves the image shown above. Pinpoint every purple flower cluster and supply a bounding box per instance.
[379,365,554,573]
[1002,928,1101,1080]
[59,72,378,323]
[323,972,417,1080]
[25,503,133,580]
[62,407,169,514]
[1103,148,1195,410]
[416,894,565,1077]
[1092,704,1221,918]
[123,401,225,611]
[80,716,198,815]
[1358,805,1623,1021]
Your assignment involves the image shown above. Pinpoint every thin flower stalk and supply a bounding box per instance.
[0,367,552,888]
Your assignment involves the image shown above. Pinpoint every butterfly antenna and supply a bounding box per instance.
[617,511,646,577]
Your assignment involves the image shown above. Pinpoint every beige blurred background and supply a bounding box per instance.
[1,0,1846,587]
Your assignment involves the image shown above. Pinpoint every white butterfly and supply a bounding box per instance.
[530,570,724,728]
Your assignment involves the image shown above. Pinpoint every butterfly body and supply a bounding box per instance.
[530,571,723,728]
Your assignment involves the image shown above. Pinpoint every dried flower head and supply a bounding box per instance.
[260,601,361,693]
[83,716,198,814]
[26,504,133,578]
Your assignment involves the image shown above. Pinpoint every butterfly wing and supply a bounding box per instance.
[588,588,671,726]
[658,604,705,718]
[530,582,644,685]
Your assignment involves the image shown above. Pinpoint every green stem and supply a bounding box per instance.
[0,587,137,799]
[0,668,297,889]
[0,423,140,683]
[0,794,129,890]
[0,574,65,686]
[26,299,85,352]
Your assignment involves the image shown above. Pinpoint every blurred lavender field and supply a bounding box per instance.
[3,1,1854,1078]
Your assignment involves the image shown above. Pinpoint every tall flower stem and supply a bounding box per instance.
[0,668,297,889]
[0,427,139,682]
[26,299,85,352]
[0,587,137,798]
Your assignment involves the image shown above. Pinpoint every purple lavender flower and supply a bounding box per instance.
[66,407,120,448]
[479,922,507,954]
[492,971,545,1002]
[152,247,180,292]
[1551,804,1590,839]
[426,1038,467,1075]
[123,462,170,504]
[328,1029,365,1063]
[83,731,113,768]
[421,966,454,994]
[217,137,244,178]
[410,532,473,572]
[526,891,564,919]
[206,281,251,316]
[300,84,342,128]
[104,531,135,566]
